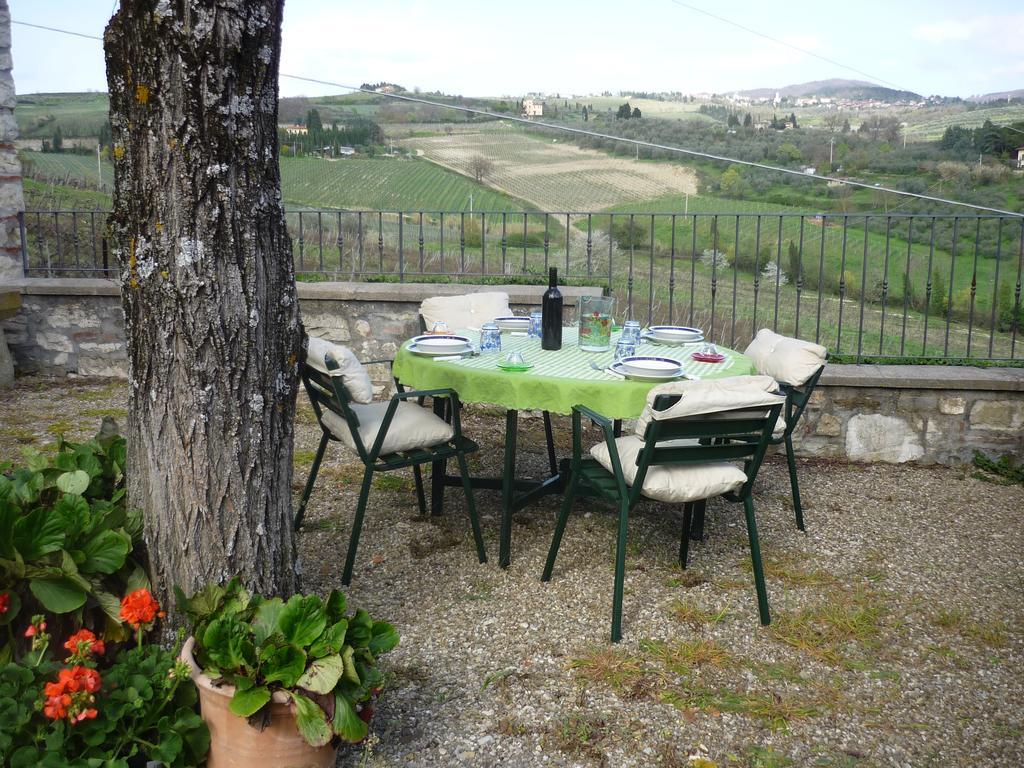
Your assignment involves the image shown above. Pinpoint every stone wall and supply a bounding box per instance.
[3,278,1023,465]
[0,1,23,281]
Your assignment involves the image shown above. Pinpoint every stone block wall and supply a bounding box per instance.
[3,279,1023,465]
[0,0,24,281]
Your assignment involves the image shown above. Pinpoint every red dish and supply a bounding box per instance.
[691,352,726,363]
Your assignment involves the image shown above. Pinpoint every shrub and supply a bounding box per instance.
[0,427,146,661]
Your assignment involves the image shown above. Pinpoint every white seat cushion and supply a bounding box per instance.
[322,401,454,456]
[590,435,747,503]
[744,329,827,387]
[419,291,512,331]
[306,336,374,404]
[634,376,785,437]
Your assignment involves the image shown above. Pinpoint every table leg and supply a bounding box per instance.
[431,397,447,516]
[500,409,518,568]
[542,411,558,476]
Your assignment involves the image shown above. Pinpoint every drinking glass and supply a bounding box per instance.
[528,311,543,339]
[613,337,637,363]
[622,320,642,344]
[480,323,501,354]
[430,320,449,335]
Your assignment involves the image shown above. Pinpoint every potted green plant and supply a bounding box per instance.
[176,578,399,768]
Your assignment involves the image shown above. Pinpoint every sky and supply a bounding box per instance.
[10,0,1024,99]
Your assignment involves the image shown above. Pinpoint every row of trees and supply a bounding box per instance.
[615,102,642,120]
[281,109,385,155]
[941,120,1024,157]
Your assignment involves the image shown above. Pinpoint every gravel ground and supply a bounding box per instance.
[2,376,1022,768]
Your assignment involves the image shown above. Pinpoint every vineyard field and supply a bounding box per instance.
[398,122,698,211]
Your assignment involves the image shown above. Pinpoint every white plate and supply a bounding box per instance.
[408,335,471,355]
[647,325,704,344]
[494,316,530,331]
[641,330,704,346]
[619,355,683,377]
[609,361,686,382]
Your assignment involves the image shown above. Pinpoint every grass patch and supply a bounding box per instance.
[293,449,318,466]
[665,569,707,589]
[740,551,837,588]
[661,685,824,730]
[769,590,886,666]
[570,646,647,692]
[640,638,734,672]
[542,713,609,765]
[461,578,493,602]
[668,600,729,629]
[930,609,1008,648]
[373,473,414,492]
[45,420,76,436]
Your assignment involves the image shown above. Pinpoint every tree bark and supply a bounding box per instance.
[104,0,301,606]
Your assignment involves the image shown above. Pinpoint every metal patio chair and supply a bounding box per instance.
[542,379,785,642]
[295,337,487,585]
[743,329,828,531]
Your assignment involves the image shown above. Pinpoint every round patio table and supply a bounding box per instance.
[392,327,756,566]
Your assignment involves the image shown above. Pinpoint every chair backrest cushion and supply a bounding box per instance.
[305,336,374,404]
[419,291,513,331]
[634,375,785,437]
[744,329,827,386]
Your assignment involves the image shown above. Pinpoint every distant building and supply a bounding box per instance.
[522,98,544,117]
[1015,147,1024,169]
[282,124,307,135]
[337,146,356,156]
[375,85,399,94]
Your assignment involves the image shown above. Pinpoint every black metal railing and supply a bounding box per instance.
[18,209,1024,362]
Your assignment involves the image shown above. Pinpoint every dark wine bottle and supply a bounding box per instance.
[541,266,563,350]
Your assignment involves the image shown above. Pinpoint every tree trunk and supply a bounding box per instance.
[104,0,301,606]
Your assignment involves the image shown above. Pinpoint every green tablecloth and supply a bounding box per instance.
[392,328,756,419]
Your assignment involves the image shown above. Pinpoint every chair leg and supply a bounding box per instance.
[456,452,488,564]
[785,434,805,531]
[542,469,580,582]
[341,466,375,586]
[742,495,771,626]
[542,411,558,476]
[679,502,693,569]
[610,499,630,644]
[412,464,427,516]
[295,432,330,532]
[689,499,707,541]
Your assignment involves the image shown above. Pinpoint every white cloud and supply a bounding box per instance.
[912,20,975,43]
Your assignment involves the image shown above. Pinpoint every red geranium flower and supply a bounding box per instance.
[119,588,164,628]
[0,592,9,615]
[64,629,105,659]
[43,666,102,723]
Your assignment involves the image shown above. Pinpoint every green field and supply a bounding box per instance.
[903,104,1024,141]
[16,93,110,139]
[20,151,527,212]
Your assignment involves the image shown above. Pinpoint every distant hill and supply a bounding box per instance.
[966,89,1024,103]
[735,79,921,102]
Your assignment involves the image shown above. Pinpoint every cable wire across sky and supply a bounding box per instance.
[10,18,1024,218]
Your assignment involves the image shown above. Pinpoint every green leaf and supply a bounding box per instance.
[332,692,369,743]
[93,589,123,623]
[12,506,65,560]
[0,589,20,625]
[29,577,87,613]
[202,617,253,672]
[296,653,344,694]
[56,470,90,495]
[125,564,150,593]
[368,621,400,656]
[310,619,348,657]
[278,594,327,648]
[229,684,272,717]
[80,529,129,574]
[341,645,360,685]
[253,597,285,645]
[325,590,347,622]
[260,643,306,688]
[288,692,333,747]
[182,582,226,623]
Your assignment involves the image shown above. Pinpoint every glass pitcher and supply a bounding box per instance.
[577,295,615,352]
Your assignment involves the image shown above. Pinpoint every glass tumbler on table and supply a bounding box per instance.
[430,320,449,335]
[528,310,543,339]
[577,295,615,352]
[480,322,502,355]
[622,320,642,344]
[613,336,637,364]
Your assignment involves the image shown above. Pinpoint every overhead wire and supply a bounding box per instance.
[10,19,1024,218]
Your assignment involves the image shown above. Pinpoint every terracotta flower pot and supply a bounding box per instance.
[181,637,337,768]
